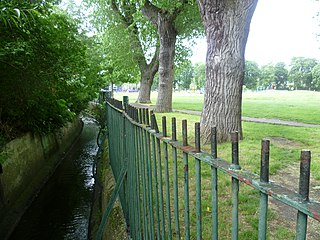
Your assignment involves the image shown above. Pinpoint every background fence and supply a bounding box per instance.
[96,96,320,240]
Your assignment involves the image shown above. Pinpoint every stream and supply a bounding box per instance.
[9,117,99,240]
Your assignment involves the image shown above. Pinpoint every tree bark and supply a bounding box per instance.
[197,0,258,143]
[142,1,181,112]
[110,0,159,104]
[155,14,177,112]
[136,58,159,103]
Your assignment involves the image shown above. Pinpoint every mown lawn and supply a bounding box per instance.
[115,90,320,124]
[114,90,320,239]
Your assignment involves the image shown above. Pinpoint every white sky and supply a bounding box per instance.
[191,0,320,66]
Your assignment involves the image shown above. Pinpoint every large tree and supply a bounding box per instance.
[260,63,276,89]
[86,0,159,103]
[142,0,202,112]
[197,0,258,142]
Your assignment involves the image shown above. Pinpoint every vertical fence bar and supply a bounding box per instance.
[128,118,135,238]
[195,122,202,240]
[211,127,218,240]
[150,111,161,240]
[258,139,270,240]
[153,114,166,239]
[182,120,190,239]
[171,118,180,239]
[145,125,155,239]
[162,116,172,239]
[231,132,240,240]
[135,120,143,240]
[139,122,148,240]
[296,150,311,240]
[123,96,128,112]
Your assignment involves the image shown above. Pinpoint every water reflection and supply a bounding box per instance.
[10,117,98,240]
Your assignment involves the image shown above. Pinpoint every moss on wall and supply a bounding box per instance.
[89,137,127,240]
[0,118,83,239]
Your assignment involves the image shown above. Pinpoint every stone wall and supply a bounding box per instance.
[0,118,83,239]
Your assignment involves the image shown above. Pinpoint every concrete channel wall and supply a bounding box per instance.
[89,137,128,240]
[0,117,83,239]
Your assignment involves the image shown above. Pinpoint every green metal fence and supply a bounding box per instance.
[97,96,320,240]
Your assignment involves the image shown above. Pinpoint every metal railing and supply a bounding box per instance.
[97,96,320,240]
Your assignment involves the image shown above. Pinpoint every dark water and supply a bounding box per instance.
[10,117,99,240]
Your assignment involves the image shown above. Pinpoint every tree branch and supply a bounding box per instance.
[110,0,131,27]
[141,0,160,28]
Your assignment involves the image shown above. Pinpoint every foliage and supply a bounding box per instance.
[244,60,260,90]
[289,57,318,90]
[193,62,205,90]
[260,64,275,89]
[0,3,98,141]
[174,60,194,90]
[312,63,320,91]
[97,23,140,85]
[274,62,288,90]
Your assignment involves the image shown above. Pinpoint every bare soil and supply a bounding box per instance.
[268,137,320,240]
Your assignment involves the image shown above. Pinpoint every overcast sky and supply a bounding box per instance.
[191,0,320,66]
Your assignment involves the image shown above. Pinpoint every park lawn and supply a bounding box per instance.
[114,91,320,238]
[115,90,320,124]
[152,112,320,239]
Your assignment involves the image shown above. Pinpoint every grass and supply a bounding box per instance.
[113,90,320,239]
[149,112,320,239]
[115,90,320,124]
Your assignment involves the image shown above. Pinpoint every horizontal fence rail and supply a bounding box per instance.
[98,96,320,240]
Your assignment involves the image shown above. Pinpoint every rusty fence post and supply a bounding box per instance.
[162,116,173,239]
[231,132,240,240]
[296,150,311,240]
[258,139,270,240]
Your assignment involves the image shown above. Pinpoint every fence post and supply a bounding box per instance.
[172,117,181,240]
[211,127,218,240]
[150,111,161,240]
[182,120,190,239]
[231,132,240,240]
[258,139,270,240]
[296,150,311,240]
[123,96,128,113]
[162,116,172,239]
[195,122,202,240]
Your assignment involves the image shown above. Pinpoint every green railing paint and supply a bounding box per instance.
[96,166,127,240]
[99,96,320,240]
[211,127,218,240]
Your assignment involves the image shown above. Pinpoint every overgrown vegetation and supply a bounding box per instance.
[0,1,100,142]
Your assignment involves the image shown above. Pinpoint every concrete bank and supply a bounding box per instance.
[0,117,83,239]
[89,134,128,240]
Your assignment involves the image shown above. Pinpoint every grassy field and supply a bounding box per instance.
[115,90,320,124]
[114,90,320,239]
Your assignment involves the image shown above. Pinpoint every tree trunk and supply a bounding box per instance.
[155,15,177,112]
[197,0,258,143]
[136,61,159,103]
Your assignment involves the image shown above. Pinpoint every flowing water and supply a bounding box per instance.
[10,117,99,240]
